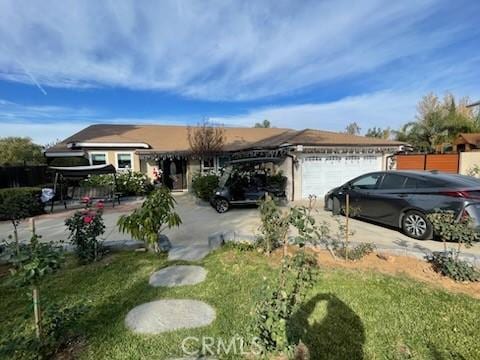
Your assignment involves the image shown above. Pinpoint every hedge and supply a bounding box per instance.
[0,187,44,221]
[191,173,219,201]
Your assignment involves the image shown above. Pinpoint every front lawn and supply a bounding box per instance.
[1,249,479,359]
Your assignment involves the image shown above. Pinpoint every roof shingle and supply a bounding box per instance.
[47,124,403,153]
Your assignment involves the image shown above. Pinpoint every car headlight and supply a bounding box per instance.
[215,191,221,195]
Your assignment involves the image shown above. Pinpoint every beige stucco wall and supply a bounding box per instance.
[459,151,480,176]
[278,156,294,201]
[187,159,201,190]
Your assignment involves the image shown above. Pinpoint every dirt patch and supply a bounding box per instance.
[224,246,480,298]
[53,336,87,360]
[314,249,480,299]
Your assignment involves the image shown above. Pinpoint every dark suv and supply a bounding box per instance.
[324,171,480,240]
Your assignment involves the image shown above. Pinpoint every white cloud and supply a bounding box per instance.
[0,99,97,121]
[211,90,418,131]
[0,0,470,100]
[212,86,480,132]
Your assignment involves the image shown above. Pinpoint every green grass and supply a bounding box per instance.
[1,249,479,359]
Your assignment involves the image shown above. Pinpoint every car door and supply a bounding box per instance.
[347,173,384,217]
[362,173,410,225]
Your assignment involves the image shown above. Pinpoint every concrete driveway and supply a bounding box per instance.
[1,193,479,264]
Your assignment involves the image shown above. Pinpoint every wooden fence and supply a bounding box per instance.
[0,165,52,188]
[395,154,460,173]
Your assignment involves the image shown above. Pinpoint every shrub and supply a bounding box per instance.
[223,241,256,252]
[116,171,153,195]
[0,302,87,360]
[118,187,181,252]
[0,187,44,221]
[427,210,479,250]
[258,195,323,255]
[191,173,219,201]
[266,170,287,190]
[0,187,44,255]
[65,198,105,263]
[81,171,153,196]
[334,242,375,261]
[426,210,479,281]
[7,230,64,350]
[257,197,289,254]
[254,251,318,354]
[429,251,480,282]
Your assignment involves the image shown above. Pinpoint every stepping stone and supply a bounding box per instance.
[168,244,212,261]
[125,299,215,334]
[149,265,207,287]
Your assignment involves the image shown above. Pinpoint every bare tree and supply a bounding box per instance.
[187,119,226,157]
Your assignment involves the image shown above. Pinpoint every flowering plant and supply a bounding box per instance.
[65,198,105,263]
[81,171,153,195]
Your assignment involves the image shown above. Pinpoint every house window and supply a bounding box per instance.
[117,153,132,170]
[90,153,106,165]
[201,157,216,173]
[218,156,230,169]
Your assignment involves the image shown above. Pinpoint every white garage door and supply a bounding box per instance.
[301,155,382,198]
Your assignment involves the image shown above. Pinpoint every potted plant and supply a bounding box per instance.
[117,187,181,252]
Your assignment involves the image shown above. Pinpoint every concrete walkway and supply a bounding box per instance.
[164,194,259,261]
[0,200,144,245]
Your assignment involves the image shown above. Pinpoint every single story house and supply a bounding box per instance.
[454,133,480,152]
[45,124,404,200]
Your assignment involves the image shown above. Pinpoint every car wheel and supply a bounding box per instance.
[215,198,230,213]
[332,196,342,215]
[401,210,432,240]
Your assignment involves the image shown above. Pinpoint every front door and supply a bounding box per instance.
[162,159,186,190]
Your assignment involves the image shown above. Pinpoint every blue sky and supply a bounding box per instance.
[0,0,479,144]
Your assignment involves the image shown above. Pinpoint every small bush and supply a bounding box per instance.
[191,173,219,201]
[266,171,287,190]
[0,187,44,221]
[429,251,480,282]
[427,210,479,246]
[81,171,153,196]
[117,187,181,252]
[254,251,318,354]
[257,197,289,254]
[223,241,256,252]
[0,303,87,360]
[65,198,105,263]
[334,242,375,261]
